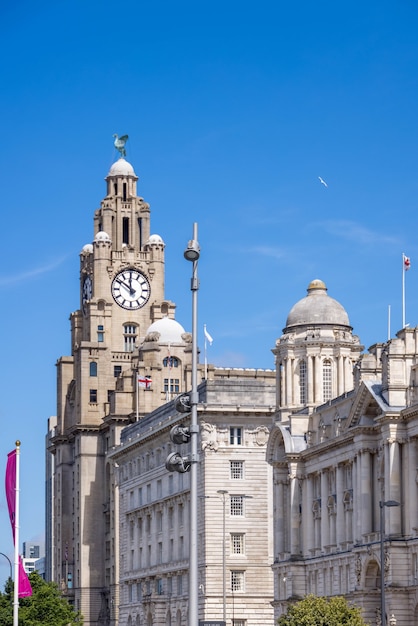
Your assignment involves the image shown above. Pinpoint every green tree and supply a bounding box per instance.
[0,571,82,625]
[277,594,369,626]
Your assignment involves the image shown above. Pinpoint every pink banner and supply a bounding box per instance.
[5,450,32,598]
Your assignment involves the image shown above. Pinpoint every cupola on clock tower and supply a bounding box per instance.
[49,146,192,626]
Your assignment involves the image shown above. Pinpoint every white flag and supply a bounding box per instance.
[138,376,152,389]
[204,326,213,345]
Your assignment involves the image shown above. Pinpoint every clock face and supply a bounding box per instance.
[82,276,93,314]
[111,269,151,310]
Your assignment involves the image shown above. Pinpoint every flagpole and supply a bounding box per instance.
[204,327,208,380]
[136,372,139,422]
[388,305,391,341]
[167,343,171,402]
[13,441,20,626]
[402,253,406,328]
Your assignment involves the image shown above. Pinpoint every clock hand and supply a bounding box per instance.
[117,279,136,297]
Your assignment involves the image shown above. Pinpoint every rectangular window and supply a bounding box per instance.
[97,325,104,342]
[231,533,244,554]
[230,496,244,516]
[323,360,332,402]
[231,570,244,592]
[124,324,137,353]
[233,620,246,626]
[178,574,183,595]
[114,365,122,377]
[164,378,180,393]
[157,479,162,499]
[138,487,143,506]
[230,427,242,445]
[137,582,142,602]
[230,461,244,479]
[123,215,129,241]
[156,578,163,595]
[89,389,97,403]
[299,360,307,405]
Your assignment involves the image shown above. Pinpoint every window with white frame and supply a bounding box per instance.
[232,621,245,626]
[299,359,307,405]
[231,570,244,592]
[230,496,244,516]
[230,427,242,445]
[123,324,137,352]
[231,533,245,554]
[230,460,244,479]
[323,359,332,401]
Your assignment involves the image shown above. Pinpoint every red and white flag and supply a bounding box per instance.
[138,376,152,389]
[404,255,411,271]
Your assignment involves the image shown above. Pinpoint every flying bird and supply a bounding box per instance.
[318,176,328,187]
[113,134,129,157]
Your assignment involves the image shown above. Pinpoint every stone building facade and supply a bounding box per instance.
[109,373,275,626]
[48,155,196,625]
[47,152,275,626]
[267,279,418,626]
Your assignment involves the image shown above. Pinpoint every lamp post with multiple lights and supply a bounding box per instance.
[380,500,400,625]
[184,223,200,626]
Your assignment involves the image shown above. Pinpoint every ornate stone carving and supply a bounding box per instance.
[200,422,218,451]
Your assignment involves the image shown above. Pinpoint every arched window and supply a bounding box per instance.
[163,356,179,368]
[323,359,332,401]
[299,360,307,405]
[89,362,97,377]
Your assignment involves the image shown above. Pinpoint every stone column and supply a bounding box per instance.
[289,474,300,556]
[388,439,402,534]
[307,355,314,405]
[303,475,314,555]
[321,471,329,551]
[285,359,292,406]
[275,477,286,554]
[336,464,344,547]
[337,355,344,396]
[360,450,372,537]
[407,438,418,534]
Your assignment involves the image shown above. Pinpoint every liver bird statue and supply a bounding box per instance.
[113,134,129,157]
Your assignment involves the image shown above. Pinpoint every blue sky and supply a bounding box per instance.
[1,0,418,586]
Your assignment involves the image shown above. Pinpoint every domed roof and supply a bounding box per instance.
[285,279,351,329]
[81,243,93,255]
[146,317,186,343]
[94,231,111,243]
[107,158,136,177]
[147,234,165,245]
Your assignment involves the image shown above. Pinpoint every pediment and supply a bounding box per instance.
[346,380,385,429]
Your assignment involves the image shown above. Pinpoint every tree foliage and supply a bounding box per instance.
[0,571,82,625]
[277,594,369,626]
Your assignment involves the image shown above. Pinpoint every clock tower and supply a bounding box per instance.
[50,152,192,625]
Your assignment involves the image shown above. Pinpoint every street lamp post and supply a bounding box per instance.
[0,552,12,583]
[217,490,228,625]
[380,500,400,625]
[184,223,200,626]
